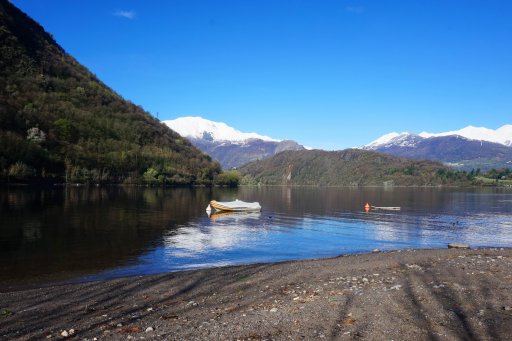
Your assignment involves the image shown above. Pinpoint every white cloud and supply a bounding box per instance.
[114,10,136,19]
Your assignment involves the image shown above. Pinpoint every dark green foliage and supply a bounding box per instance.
[214,170,241,187]
[239,149,473,187]
[0,1,221,184]
[403,164,416,176]
[53,118,73,142]
[485,168,511,181]
[471,168,512,186]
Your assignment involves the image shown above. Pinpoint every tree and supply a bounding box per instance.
[53,118,72,142]
[143,167,159,184]
[8,162,34,179]
[214,171,241,187]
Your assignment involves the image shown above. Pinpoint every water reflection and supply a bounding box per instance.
[0,186,511,289]
[208,211,261,222]
[165,212,262,256]
[0,187,212,288]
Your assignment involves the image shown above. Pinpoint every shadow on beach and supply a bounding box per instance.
[1,248,511,340]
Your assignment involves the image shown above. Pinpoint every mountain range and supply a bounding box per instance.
[363,125,512,170]
[164,115,511,172]
[164,117,304,169]
[366,125,512,148]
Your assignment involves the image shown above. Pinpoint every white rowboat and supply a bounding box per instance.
[209,199,261,212]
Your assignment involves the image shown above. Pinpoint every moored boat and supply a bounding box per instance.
[371,206,401,211]
[209,199,261,212]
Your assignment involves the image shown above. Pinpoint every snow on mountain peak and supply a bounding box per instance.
[163,116,280,143]
[419,125,512,146]
[365,132,420,149]
[365,132,401,148]
[366,124,512,148]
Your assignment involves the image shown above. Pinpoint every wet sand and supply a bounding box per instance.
[1,248,512,340]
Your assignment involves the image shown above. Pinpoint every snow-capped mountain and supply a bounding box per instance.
[365,132,424,149]
[163,116,304,169]
[363,125,512,170]
[164,116,278,144]
[367,125,512,149]
[419,125,512,146]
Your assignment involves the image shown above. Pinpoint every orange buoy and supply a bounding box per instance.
[364,202,370,212]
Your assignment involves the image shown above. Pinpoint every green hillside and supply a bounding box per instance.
[239,149,472,186]
[0,0,221,185]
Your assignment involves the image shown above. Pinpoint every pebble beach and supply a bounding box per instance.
[1,248,511,340]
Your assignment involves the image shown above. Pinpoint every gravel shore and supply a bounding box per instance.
[1,248,511,340]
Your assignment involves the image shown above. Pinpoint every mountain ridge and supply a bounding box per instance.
[0,0,221,185]
[164,116,279,143]
[239,149,472,187]
[363,125,512,171]
[367,125,512,148]
[164,116,305,169]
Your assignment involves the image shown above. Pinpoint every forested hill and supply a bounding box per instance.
[239,149,473,186]
[0,0,221,185]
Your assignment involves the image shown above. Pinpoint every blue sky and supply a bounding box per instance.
[12,0,512,149]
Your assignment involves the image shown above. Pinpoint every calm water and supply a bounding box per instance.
[1,186,511,289]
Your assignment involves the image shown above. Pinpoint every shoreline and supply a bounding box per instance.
[3,182,512,188]
[1,245,505,293]
[1,248,511,340]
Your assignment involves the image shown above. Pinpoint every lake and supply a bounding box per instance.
[1,186,511,290]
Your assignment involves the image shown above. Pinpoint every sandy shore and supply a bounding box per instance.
[1,248,512,340]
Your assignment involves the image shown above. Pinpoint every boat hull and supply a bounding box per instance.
[210,200,261,212]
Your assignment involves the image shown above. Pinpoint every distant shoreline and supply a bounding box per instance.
[1,247,511,340]
[2,182,511,188]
